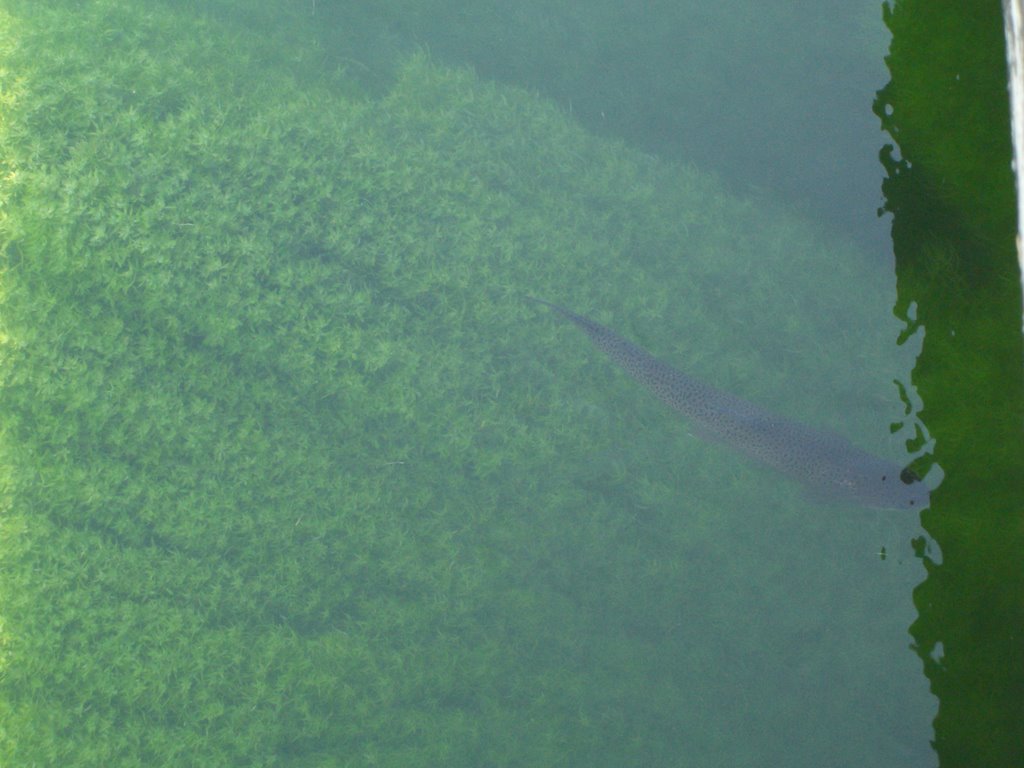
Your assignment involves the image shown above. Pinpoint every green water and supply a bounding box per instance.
[0,1,1019,766]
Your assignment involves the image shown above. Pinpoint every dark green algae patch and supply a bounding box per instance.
[0,1,926,766]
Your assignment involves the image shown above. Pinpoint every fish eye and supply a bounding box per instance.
[900,468,922,484]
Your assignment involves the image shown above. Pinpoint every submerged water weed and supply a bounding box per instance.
[0,1,921,766]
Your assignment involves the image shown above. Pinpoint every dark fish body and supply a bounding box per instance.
[529,297,928,510]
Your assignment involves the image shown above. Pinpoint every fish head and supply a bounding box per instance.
[837,462,930,511]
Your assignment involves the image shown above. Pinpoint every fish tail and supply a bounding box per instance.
[524,296,590,326]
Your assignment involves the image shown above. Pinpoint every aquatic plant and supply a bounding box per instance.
[0,1,925,766]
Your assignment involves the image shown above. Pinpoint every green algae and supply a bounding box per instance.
[0,1,926,766]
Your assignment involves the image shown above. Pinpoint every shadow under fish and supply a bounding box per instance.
[528,297,929,510]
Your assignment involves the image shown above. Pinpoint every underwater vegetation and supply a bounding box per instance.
[0,0,928,766]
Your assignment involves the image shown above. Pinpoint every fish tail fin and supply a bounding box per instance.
[524,296,585,324]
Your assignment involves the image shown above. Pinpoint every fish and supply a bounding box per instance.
[527,297,929,510]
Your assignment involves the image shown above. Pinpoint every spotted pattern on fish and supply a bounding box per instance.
[528,297,928,510]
